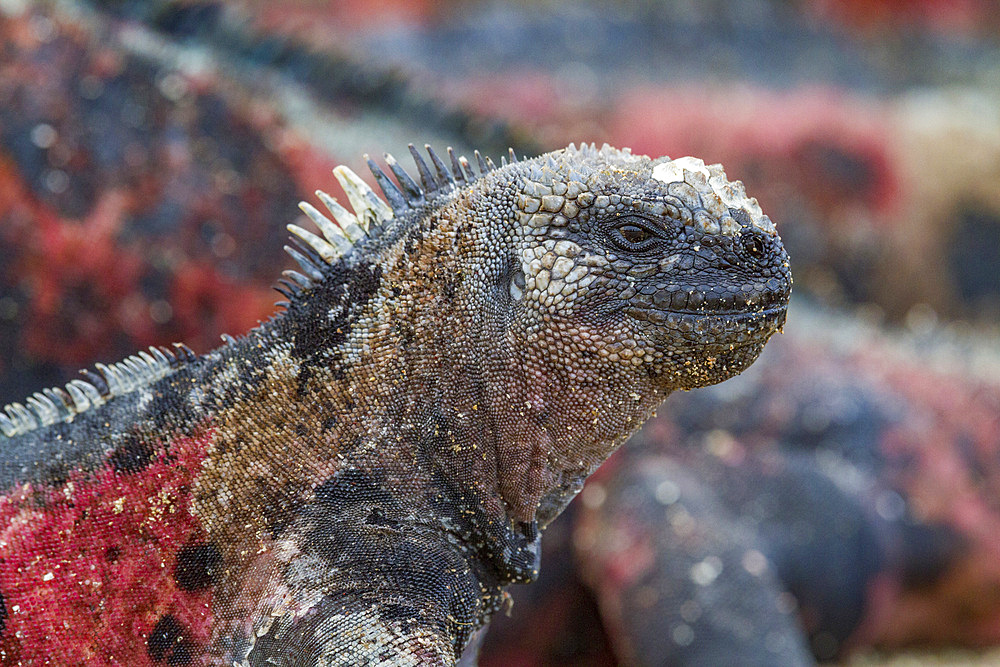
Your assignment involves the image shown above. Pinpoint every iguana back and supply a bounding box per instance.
[0,144,790,665]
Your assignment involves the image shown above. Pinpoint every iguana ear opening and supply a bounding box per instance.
[509,266,526,302]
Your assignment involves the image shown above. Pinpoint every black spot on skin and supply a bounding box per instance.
[294,423,309,437]
[518,521,538,542]
[148,614,194,664]
[105,546,121,562]
[379,603,419,634]
[47,471,69,488]
[313,468,393,511]
[109,435,155,474]
[403,227,423,256]
[396,321,415,349]
[268,518,290,539]
[174,543,223,591]
[321,416,337,431]
[168,643,193,666]
[295,364,314,398]
[231,356,260,397]
[0,589,6,635]
[146,381,200,434]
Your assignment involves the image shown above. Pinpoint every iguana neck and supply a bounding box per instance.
[245,245,664,530]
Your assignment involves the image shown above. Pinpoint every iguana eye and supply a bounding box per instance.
[620,224,652,244]
[609,219,658,251]
[741,232,765,258]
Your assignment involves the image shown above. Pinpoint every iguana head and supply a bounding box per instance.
[455,144,791,394]
[401,143,791,524]
[283,143,790,526]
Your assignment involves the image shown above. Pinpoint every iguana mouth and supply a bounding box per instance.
[626,280,789,316]
[625,304,787,333]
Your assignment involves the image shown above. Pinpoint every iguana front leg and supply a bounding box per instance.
[224,468,529,666]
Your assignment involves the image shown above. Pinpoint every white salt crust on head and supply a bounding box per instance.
[652,156,776,236]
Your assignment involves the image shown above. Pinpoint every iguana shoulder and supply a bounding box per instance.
[0,143,790,665]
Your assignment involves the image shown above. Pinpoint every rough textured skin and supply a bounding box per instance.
[0,144,789,665]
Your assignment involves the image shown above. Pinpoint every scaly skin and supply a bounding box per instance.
[0,144,790,665]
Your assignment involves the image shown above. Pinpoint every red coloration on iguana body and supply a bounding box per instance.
[0,429,214,665]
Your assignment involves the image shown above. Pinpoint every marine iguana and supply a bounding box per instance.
[0,144,790,665]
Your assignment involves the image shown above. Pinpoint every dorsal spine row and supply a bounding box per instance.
[0,144,516,438]
[0,344,195,437]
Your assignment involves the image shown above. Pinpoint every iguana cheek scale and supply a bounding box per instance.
[0,144,791,665]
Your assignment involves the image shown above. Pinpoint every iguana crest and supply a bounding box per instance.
[0,144,498,438]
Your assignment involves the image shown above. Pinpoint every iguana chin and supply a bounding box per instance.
[0,143,790,665]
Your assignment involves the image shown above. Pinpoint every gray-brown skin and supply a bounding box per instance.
[0,144,790,665]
